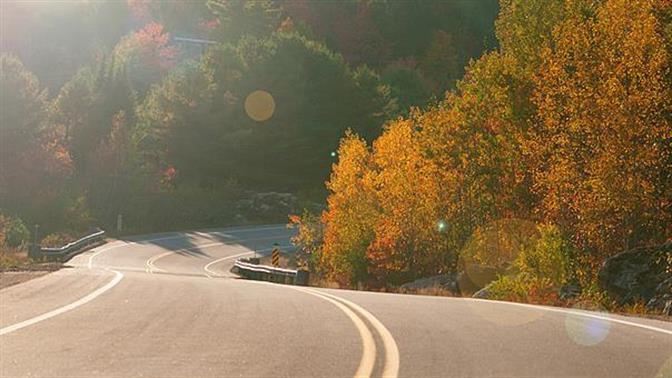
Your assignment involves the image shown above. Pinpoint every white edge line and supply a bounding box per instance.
[466,298,672,336]
[329,288,672,337]
[0,270,124,336]
[2,226,291,336]
[289,286,377,378]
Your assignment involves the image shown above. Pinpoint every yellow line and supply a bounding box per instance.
[145,251,172,274]
[308,289,400,378]
[289,286,377,378]
[203,252,254,277]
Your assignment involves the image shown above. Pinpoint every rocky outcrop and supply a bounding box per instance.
[559,282,582,301]
[399,274,460,295]
[646,278,672,316]
[472,285,492,299]
[598,242,671,314]
[235,192,299,223]
[457,264,499,295]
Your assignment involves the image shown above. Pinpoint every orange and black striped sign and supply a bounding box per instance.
[271,248,280,267]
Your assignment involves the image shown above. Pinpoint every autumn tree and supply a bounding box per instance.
[365,120,449,285]
[529,0,672,254]
[139,32,395,192]
[51,57,137,227]
[114,22,181,94]
[0,54,71,228]
[495,0,566,74]
[320,132,378,286]
[206,0,282,43]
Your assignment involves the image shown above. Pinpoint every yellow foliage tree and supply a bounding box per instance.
[320,131,378,286]
[366,120,448,284]
[529,0,672,254]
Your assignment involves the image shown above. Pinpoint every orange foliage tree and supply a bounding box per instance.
[366,120,449,285]
[320,131,378,286]
[528,0,672,254]
[298,0,672,289]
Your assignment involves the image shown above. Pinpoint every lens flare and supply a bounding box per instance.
[466,300,544,326]
[564,305,611,346]
[244,90,275,122]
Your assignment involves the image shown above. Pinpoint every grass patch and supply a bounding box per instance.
[0,246,61,272]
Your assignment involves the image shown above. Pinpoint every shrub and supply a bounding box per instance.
[485,274,532,302]
[0,214,7,246]
[515,224,573,286]
[40,232,75,248]
[288,210,323,272]
[0,245,29,269]
[460,219,539,271]
[482,224,576,305]
[4,217,31,248]
[487,274,560,305]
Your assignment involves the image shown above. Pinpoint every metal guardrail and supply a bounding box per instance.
[233,258,309,286]
[32,229,106,262]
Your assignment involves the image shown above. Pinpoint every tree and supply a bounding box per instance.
[139,32,395,192]
[529,0,672,254]
[495,0,566,74]
[366,120,448,285]
[114,22,181,94]
[206,0,281,43]
[380,65,430,114]
[419,30,460,92]
[136,58,225,188]
[320,132,378,286]
[51,57,137,227]
[0,54,71,228]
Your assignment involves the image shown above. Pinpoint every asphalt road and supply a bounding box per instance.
[1,225,671,377]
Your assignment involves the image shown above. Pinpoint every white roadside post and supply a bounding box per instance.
[116,214,123,233]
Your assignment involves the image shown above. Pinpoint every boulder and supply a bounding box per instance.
[646,278,672,316]
[457,264,500,295]
[559,282,582,301]
[472,285,492,299]
[236,191,299,222]
[399,274,460,295]
[598,242,671,306]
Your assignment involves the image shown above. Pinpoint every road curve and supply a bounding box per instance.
[1,225,670,377]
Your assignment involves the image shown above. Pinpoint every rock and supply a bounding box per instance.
[559,282,582,300]
[598,242,671,305]
[457,264,500,295]
[646,278,672,316]
[472,285,492,299]
[235,191,299,222]
[399,274,460,295]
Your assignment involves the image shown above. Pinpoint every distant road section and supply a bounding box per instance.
[1,225,671,377]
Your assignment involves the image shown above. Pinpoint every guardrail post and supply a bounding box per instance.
[295,270,309,286]
[28,243,42,261]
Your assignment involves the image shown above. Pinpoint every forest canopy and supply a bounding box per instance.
[0,0,499,235]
